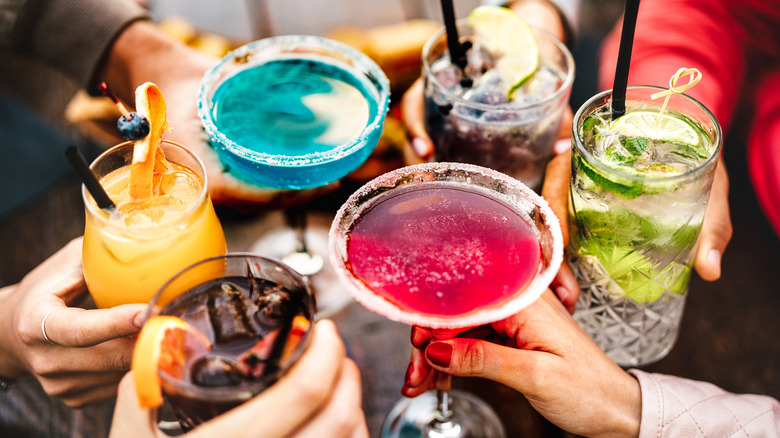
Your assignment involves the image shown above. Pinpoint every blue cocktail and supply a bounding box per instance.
[198,35,390,189]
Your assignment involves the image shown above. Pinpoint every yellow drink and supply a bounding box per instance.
[82,140,227,308]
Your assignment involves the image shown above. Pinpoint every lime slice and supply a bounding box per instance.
[467,6,540,98]
[610,111,699,146]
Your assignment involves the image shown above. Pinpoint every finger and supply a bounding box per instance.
[54,378,125,408]
[110,372,162,438]
[550,263,579,313]
[293,360,368,438]
[195,320,346,437]
[401,346,433,396]
[541,150,571,247]
[400,79,433,162]
[694,156,731,281]
[424,338,550,392]
[41,304,146,347]
[29,337,137,377]
[22,237,87,305]
[556,106,574,140]
[411,326,433,349]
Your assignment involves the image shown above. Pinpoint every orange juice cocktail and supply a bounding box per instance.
[82,140,227,308]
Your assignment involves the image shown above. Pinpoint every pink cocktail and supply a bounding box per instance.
[329,162,562,437]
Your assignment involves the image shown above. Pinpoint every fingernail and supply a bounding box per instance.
[555,285,570,303]
[133,311,146,329]
[553,138,571,155]
[426,342,452,368]
[413,137,431,158]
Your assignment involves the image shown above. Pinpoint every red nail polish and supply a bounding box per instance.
[426,342,452,367]
[404,363,414,384]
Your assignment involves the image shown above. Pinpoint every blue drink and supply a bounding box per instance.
[199,36,390,189]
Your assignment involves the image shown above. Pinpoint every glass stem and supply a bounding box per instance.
[435,373,453,423]
[284,207,309,254]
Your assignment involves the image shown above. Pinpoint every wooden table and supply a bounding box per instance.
[1,139,778,437]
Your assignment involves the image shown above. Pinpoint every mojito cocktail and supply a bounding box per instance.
[568,85,722,367]
[423,7,574,191]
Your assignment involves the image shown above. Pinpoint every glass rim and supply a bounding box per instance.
[572,85,724,184]
[421,20,575,112]
[328,161,563,329]
[82,140,209,227]
[148,252,316,400]
[197,34,391,167]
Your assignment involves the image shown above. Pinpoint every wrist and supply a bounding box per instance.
[97,20,215,105]
[506,0,569,45]
[595,370,641,438]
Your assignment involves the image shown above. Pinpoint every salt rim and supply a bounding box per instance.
[328,162,564,329]
[197,35,391,168]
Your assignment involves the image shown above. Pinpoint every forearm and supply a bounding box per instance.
[96,19,216,106]
[8,0,147,90]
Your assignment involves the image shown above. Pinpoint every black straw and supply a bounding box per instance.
[440,0,467,70]
[611,0,641,118]
[65,146,115,210]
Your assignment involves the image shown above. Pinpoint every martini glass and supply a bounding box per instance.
[329,162,563,438]
[198,35,390,316]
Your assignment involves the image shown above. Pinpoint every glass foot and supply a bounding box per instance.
[381,390,505,438]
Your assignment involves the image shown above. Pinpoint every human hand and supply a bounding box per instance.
[109,320,367,438]
[100,20,338,213]
[0,237,147,407]
[402,289,641,438]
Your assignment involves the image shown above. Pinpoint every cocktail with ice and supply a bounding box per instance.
[568,84,722,367]
[423,6,574,191]
[330,162,562,438]
[133,254,315,430]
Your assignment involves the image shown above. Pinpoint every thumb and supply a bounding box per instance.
[424,338,541,391]
[694,156,731,281]
[400,79,433,162]
[109,372,161,438]
[42,304,146,347]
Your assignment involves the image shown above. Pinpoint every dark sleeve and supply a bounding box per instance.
[5,0,149,90]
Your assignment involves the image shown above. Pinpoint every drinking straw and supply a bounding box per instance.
[65,146,116,210]
[611,0,641,118]
[440,0,467,70]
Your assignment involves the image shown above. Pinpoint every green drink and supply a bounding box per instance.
[569,85,722,367]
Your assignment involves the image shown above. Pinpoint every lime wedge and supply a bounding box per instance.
[610,111,700,146]
[467,6,540,98]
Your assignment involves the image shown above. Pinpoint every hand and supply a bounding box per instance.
[99,21,337,213]
[0,237,147,407]
[402,289,641,438]
[109,320,367,438]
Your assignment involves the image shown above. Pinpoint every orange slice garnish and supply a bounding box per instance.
[131,315,210,408]
[130,82,170,200]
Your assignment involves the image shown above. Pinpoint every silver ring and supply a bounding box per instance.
[41,307,62,345]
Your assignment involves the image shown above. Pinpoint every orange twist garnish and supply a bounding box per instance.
[130,82,170,200]
[650,67,702,124]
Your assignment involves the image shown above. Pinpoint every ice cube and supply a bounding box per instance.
[463,69,510,106]
[464,44,495,82]
[191,356,244,387]
[208,282,258,344]
[431,58,464,94]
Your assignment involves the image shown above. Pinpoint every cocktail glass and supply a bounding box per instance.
[568,85,722,367]
[198,35,390,316]
[146,253,316,430]
[422,21,574,191]
[82,140,227,308]
[329,162,563,438]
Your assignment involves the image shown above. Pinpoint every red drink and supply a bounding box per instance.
[346,183,541,317]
